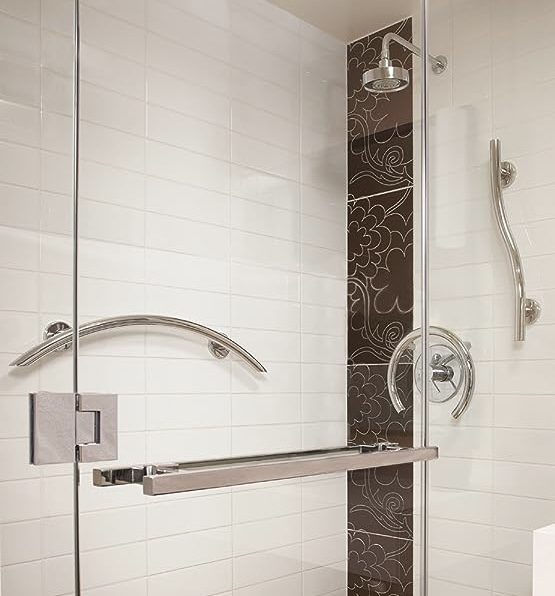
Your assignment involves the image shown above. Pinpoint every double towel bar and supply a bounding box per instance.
[93,444,439,496]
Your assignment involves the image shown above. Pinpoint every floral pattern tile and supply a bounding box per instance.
[347,19,413,200]
[348,187,413,365]
[348,464,414,540]
[348,364,413,448]
[348,531,413,596]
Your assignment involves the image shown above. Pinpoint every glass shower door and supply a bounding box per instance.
[427,1,555,595]
[0,0,77,593]
[73,0,354,593]
[0,1,432,595]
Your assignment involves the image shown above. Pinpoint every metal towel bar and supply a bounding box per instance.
[490,139,540,341]
[10,314,267,372]
[93,444,438,496]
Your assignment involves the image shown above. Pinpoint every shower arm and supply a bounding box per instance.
[381,32,446,73]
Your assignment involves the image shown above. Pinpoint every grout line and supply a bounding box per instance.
[347,184,414,203]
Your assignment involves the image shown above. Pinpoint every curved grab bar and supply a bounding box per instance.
[490,139,540,341]
[10,315,267,373]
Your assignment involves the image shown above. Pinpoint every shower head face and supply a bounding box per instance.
[363,61,410,94]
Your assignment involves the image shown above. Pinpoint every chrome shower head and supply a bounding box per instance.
[362,58,410,94]
[362,32,447,95]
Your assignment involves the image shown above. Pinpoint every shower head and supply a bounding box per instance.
[363,58,410,94]
[362,32,447,95]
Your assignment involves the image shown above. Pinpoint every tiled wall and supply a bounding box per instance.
[0,0,348,594]
[428,0,555,594]
[346,20,415,596]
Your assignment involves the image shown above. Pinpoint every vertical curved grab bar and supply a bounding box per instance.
[489,139,540,341]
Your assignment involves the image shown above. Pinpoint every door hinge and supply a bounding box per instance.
[30,392,118,465]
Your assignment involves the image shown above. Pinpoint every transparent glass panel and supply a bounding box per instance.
[0,0,76,594]
[428,1,555,595]
[0,0,427,595]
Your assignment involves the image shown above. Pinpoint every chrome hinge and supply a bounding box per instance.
[30,391,118,465]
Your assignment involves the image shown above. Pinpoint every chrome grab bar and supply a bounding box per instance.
[10,314,267,373]
[93,444,438,496]
[490,139,540,341]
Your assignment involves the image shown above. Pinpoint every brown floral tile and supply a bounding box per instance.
[347,19,413,200]
[348,364,413,448]
[348,464,414,540]
[348,531,413,596]
[348,187,414,365]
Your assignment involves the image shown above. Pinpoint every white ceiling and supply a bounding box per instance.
[268,0,418,42]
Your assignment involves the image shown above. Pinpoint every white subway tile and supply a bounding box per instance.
[81,542,147,590]
[146,212,228,260]
[302,533,345,570]
[146,140,229,193]
[231,68,299,123]
[303,561,346,596]
[232,100,299,152]
[232,262,300,302]
[233,513,301,556]
[232,132,299,181]
[232,196,300,241]
[147,0,229,62]
[0,100,40,147]
[231,230,300,271]
[81,5,145,62]
[232,481,301,523]
[147,428,231,462]
[430,548,492,591]
[147,68,229,128]
[233,543,302,588]
[1,561,42,595]
[0,58,40,107]
[146,175,229,227]
[81,200,145,246]
[148,527,232,574]
[147,559,232,596]
[231,164,300,210]
[80,238,144,283]
[146,394,231,430]
[232,393,301,426]
[232,295,300,332]
[230,328,300,363]
[235,573,301,596]
[146,355,230,392]
[147,34,230,96]
[145,286,228,328]
[145,248,229,293]
[231,36,299,93]
[81,507,146,551]
[82,44,145,100]
[81,122,145,172]
[147,493,231,539]
[0,140,39,188]
[1,0,40,23]
[82,82,145,136]
[148,104,229,161]
[232,424,302,456]
[232,361,300,394]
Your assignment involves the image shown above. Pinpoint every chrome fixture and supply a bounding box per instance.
[11,315,267,373]
[363,32,447,93]
[387,326,474,420]
[30,391,118,465]
[93,444,438,496]
[490,139,541,341]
